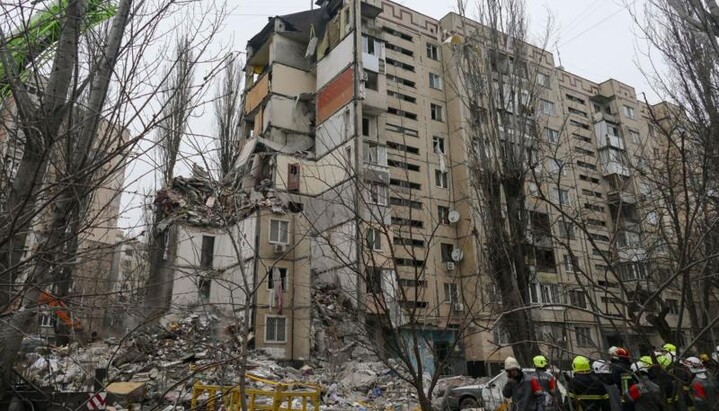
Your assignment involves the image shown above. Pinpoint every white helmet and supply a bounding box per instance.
[683,357,707,375]
[631,361,649,374]
[592,360,611,374]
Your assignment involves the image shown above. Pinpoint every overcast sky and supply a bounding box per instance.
[118,0,659,233]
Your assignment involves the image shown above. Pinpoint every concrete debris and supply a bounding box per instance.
[17,303,454,410]
[153,164,286,229]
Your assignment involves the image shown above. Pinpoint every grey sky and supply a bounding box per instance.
[118,0,658,233]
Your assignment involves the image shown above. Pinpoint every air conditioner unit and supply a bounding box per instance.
[445,262,456,271]
[453,303,464,312]
[273,244,287,254]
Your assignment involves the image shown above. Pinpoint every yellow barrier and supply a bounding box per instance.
[190,374,321,411]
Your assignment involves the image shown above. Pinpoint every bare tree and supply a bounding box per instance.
[144,36,198,319]
[0,0,228,397]
[214,53,243,180]
[449,0,553,365]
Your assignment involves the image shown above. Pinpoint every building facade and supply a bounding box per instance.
[0,96,128,338]
[164,0,713,375]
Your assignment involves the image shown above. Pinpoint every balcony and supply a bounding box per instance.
[244,71,270,115]
[608,190,637,205]
[593,111,618,124]
[598,134,625,150]
[602,160,630,177]
[361,0,382,17]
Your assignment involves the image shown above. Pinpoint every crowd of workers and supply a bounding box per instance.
[501,344,719,411]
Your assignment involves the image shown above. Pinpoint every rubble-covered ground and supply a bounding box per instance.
[17,285,483,410]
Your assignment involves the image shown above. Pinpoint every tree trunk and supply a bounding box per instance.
[143,205,170,318]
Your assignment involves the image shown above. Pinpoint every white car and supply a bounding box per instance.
[443,368,567,410]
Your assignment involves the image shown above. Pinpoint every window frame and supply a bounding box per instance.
[268,267,288,290]
[443,282,459,303]
[537,72,550,88]
[570,289,587,309]
[428,72,443,90]
[575,326,593,347]
[368,182,388,206]
[426,43,439,60]
[544,127,559,144]
[366,227,382,251]
[435,169,449,189]
[269,219,290,245]
[265,315,287,343]
[430,103,444,121]
[438,205,450,224]
[433,136,445,154]
[623,105,636,120]
[540,99,556,116]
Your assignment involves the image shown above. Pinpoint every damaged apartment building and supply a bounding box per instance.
[157,0,705,376]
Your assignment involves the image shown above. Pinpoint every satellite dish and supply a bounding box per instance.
[448,210,460,223]
[451,248,464,262]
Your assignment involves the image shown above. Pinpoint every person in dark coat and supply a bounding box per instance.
[502,356,543,411]
[568,355,610,411]
[625,359,665,411]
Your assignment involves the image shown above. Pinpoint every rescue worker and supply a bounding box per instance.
[658,344,692,410]
[534,355,558,410]
[610,348,635,400]
[568,355,610,411]
[625,359,665,411]
[595,359,624,411]
[700,353,718,381]
[502,356,543,411]
[642,355,674,410]
[683,356,718,411]
[594,360,613,384]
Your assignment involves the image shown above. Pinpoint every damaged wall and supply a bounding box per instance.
[274,142,353,195]
[270,34,312,72]
[315,104,355,157]
[272,64,315,97]
[169,219,256,312]
[317,33,354,89]
[262,96,313,135]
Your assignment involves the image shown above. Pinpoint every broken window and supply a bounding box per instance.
[535,248,557,272]
[433,136,445,154]
[366,266,382,293]
[200,235,215,269]
[287,163,300,192]
[268,267,288,290]
[440,243,454,263]
[265,316,287,343]
[364,70,378,91]
[438,206,450,224]
[269,219,290,244]
[198,277,211,299]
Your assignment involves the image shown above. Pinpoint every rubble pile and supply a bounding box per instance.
[17,310,448,410]
[154,165,285,229]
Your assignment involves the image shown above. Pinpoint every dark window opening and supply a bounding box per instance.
[200,235,215,269]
